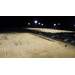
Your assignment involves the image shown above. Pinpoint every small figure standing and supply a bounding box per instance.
[28,42,29,45]
[65,45,67,47]
[15,43,17,45]
[20,42,22,45]
[34,41,35,44]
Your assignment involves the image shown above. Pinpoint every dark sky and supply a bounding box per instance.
[0,16,75,30]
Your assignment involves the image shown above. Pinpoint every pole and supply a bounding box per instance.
[35,23,36,33]
[35,24,36,32]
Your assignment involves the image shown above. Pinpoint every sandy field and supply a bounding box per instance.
[27,28,75,33]
[0,32,75,58]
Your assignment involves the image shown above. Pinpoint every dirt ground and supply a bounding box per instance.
[0,31,75,58]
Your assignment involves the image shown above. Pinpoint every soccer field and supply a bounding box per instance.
[0,32,75,58]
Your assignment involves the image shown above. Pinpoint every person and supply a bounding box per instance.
[28,42,29,45]
[20,42,22,45]
[15,43,17,45]
[65,45,67,47]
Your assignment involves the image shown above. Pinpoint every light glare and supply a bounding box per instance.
[58,23,60,25]
[39,23,40,25]
[28,23,30,25]
[34,20,37,23]
[41,24,43,26]
[54,24,56,26]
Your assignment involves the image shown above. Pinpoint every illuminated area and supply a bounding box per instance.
[0,16,75,58]
[0,28,74,58]
[27,28,75,33]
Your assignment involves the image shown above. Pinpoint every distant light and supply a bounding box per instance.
[54,24,56,26]
[28,23,30,25]
[39,23,40,25]
[41,24,43,26]
[58,23,60,25]
[74,25,75,26]
[34,20,38,24]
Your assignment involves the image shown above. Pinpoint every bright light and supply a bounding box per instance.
[54,24,56,26]
[34,20,38,24]
[74,25,75,26]
[28,23,30,25]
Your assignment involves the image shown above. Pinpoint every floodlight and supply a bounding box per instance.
[58,23,60,25]
[39,23,40,25]
[28,23,30,25]
[41,24,43,26]
[34,20,38,24]
[54,24,56,26]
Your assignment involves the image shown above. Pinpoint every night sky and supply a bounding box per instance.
[0,16,75,31]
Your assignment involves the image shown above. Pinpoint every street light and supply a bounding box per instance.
[34,20,38,32]
[39,23,40,25]
[28,23,30,25]
[58,23,60,33]
[34,20,38,24]
[58,23,60,25]
[41,24,43,29]
[54,24,56,32]
[54,23,56,26]
[41,24,43,26]
[28,23,30,28]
